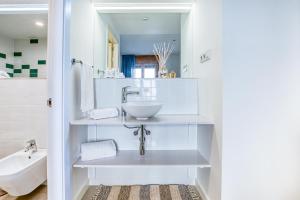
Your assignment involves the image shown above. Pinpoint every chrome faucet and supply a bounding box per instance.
[24,139,37,158]
[121,86,139,116]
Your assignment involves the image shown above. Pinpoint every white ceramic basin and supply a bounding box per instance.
[122,101,162,120]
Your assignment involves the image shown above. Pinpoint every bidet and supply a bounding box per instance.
[0,149,47,196]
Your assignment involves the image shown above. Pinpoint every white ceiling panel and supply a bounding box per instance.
[0,14,47,39]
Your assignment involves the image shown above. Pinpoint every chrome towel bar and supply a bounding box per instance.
[71,58,93,68]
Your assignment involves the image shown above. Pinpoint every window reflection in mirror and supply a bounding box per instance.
[94,13,183,78]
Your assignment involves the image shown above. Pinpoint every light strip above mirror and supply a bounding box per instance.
[0,4,48,14]
[94,3,193,13]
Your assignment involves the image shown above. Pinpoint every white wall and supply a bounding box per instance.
[95,78,198,114]
[189,0,222,199]
[0,79,47,158]
[69,0,96,199]
[14,39,47,78]
[120,34,180,55]
[222,0,300,200]
[0,33,48,159]
[0,34,47,78]
[0,34,14,73]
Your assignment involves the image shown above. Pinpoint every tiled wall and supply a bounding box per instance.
[0,35,47,78]
[94,78,199,115]
[0,79,48,159]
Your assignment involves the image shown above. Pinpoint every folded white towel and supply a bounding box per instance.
[89,108,119,120]
[80,64,94,113]
[81,140,117,161]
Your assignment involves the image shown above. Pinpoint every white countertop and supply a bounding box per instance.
[70,114,214,126]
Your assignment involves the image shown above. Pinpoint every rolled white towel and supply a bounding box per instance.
[81,140,117,161]
[89,107,119,120]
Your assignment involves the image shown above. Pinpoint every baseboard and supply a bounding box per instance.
[73,179,89,200]
[195,179,210,200]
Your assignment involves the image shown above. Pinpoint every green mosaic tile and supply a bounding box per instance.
[0,53,6,59]
[38,60,46,65]
[30,39,39,44]
[8,73,13,77]
[30,69,38,74]
[14,52,22,57]
[6,64,14,69]
[13,69,22,73]
[22,64,30,69]
[30,73,38,77]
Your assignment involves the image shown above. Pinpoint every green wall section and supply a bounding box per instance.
[14,52,22,57]
[6,64,14,69]
[38,60,46,65]
[30,39,39,44]
[13,69,22,73]
[0,39,46,78]
[30,69,38,77]
[22,64,30,69]
[0,53,6,59]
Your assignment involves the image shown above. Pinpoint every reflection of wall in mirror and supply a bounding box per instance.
[107,30,119,70]
[166,53,180,77]
[93,13,121,77]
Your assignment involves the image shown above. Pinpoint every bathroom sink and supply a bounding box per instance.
[122,101,162,120]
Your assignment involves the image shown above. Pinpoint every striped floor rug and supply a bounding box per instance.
[0,189,6,197]
[82,185,202,200]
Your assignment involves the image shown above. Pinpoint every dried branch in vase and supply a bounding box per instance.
[153,41,175,78]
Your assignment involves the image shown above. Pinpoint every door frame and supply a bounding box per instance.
[47,0,70,199]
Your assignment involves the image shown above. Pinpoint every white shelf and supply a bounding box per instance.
[73,150,210,168]
[70,115,213,126]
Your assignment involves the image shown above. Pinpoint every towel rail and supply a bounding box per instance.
[71,58,94,68]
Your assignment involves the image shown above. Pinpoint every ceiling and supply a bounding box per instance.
[103,13,181,35]
[0,14,47,39]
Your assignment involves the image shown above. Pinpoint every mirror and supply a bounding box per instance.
[0,14,48,79]
[93,13,185,78]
